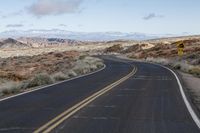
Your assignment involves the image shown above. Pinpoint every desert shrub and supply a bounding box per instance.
[27,73,54,88]
[17,81,29,90]
[79,55,87,60]
[189,67,200,77]
[106,44,123,53]
[173,64,181,70]
[185,54,198,60]
[2,88,20,95]
[74,67,91,75]
[66,70,77,77]
[54,53,63,58]
[2,89,12,95]
[52,72,69,81]
[0,81,17,90]
[0,72,27,81]
[128,54,137,59]
[191,58,200,65]
[146,57,172,66]
[122,44,141,53]
[73,68,84,75]
[83,56,103,65]
[149,46,160,51]
[96,62,104,68]
[72,56,104,75]
[0,81,22,96]
[0,55,104,97]
[178,62,193,72]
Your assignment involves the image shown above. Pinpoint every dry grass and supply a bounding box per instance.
[27,73,54,88]
[146,57,200,75]
[52,72,69,81]
[0,51,104,97]
[0,41,137,58]
[189,67,200,77]
[122,37,200,79]
[105,44,123,53]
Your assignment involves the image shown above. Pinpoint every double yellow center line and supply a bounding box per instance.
[34,65,137,133]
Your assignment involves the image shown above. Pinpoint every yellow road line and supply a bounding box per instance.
[34,66,137,133]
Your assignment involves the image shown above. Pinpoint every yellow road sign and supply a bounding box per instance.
[175,40,183,46]
[178,43,184,49]
[175,41,184,56]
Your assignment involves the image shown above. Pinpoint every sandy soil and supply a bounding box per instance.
[0,42,137,58]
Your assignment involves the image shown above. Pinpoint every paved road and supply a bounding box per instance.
[0,56,199,133]
[52,58,200,133]
[0,57,132,133]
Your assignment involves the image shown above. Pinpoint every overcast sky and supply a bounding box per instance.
[0,0,200,34]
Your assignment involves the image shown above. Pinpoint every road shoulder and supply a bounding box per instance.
[116,54,200,129]
[178,71,200,117]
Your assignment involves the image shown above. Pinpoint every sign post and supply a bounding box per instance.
[176,41,184,56]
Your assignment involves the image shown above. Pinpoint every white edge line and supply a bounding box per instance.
[0,64,106,102]
[117,56,200,129]
[160,65,200,129]
[144,60,200,129]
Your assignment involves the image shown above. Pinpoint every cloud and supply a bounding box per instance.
[78,24,83,27]
[10,10,24,16]
[27,0,83,17]
[59,24,68,27]
[6,24,24,28]
[143,13,164,20]
[1,10,24,19]
[1,15,6,19]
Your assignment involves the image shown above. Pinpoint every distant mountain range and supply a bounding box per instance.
[0,29,179,41]
[0,38,30,49]
[0,37,83,49]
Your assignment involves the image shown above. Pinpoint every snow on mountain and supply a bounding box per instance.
[0,29,175,41]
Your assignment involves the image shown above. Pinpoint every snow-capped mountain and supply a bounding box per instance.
[0,29,175,41]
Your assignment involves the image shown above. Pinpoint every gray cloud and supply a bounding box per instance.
[10,10,24,16]
[59,24,68,27]
[1,10,24,19]
[143,13,164,20]
[78,24,83,27]
[1,15,6,19]
[0,11,5,18]
[6,24,24,28]
[27,0,83,17]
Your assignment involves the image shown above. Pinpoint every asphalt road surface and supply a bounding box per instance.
[0,56,199,133]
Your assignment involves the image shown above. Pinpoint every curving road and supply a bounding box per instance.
[0,56,199,133]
